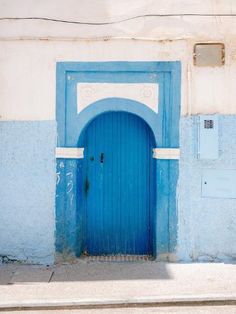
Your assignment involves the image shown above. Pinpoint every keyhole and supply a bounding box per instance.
[84,177,90,195]
[100,153,104,163]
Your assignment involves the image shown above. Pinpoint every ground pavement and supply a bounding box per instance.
[0,260,235,312]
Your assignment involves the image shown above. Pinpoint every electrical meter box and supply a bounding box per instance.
[198,115,219,159]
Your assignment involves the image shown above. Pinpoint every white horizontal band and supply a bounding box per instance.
[153,148,180,159]
[56,148,179,160]
[56,147,84,159]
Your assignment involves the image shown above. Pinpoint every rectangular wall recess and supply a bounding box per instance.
[202,169,236,199]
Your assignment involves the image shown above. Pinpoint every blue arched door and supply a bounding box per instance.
[83,111,155,256]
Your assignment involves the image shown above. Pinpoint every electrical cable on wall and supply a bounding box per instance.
[1,14,236,26]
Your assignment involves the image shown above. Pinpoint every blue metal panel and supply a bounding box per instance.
[83,112,155,255]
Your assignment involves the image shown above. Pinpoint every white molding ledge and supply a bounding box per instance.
[56,147,84,159]
[56,147,179,160]
[153,148,180,160]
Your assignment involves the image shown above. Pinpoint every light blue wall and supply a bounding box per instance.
[1,117,236,264]
[0,121,56,264]
[178,115,236,262]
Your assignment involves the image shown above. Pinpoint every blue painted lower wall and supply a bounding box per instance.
[1,116,236,263]
[56,158,83,256]
[178,115,236,262]
[0,121,56,264]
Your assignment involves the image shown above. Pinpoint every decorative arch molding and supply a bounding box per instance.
[77,83,159,114]
[56,61,181,259]
[76,97,158,146]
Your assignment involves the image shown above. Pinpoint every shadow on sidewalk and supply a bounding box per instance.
[0,260,172,284]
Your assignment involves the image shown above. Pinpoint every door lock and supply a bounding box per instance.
[84,177,90,195]
[100,153,104,163]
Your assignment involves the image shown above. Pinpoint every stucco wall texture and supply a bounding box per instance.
[0,0,236,264]
[0,121,56,264]
[178,116,236,262]
[1,117,236,263]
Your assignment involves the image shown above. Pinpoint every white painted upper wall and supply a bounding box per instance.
[1,0,236,20]
[1,0,236,119]
[1,0,236,40]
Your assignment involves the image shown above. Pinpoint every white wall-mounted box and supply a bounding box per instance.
[198,115,219,159]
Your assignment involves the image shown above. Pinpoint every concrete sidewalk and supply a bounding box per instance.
[0,261,236,311]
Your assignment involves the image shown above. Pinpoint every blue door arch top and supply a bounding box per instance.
[56,62,181,258]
